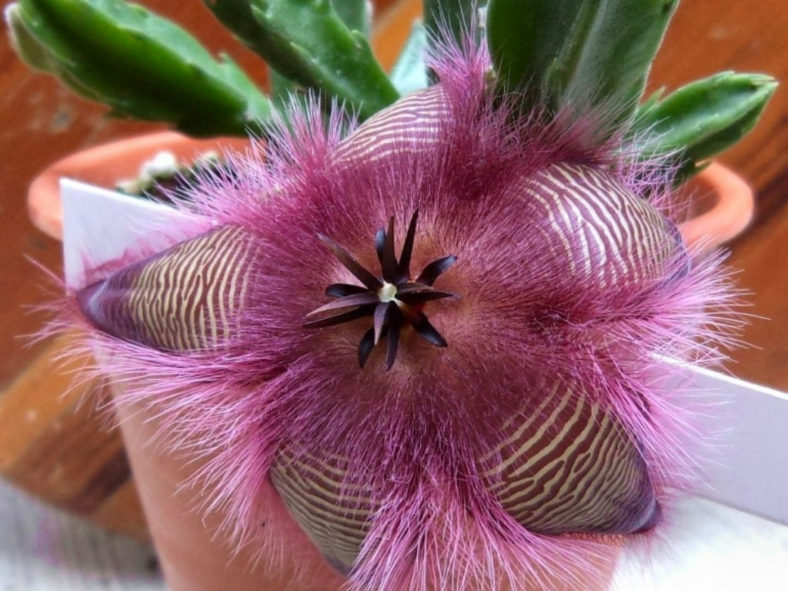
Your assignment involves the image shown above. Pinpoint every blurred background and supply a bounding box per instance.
[0,0,785,587]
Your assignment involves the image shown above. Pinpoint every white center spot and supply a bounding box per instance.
[378,282,398,303]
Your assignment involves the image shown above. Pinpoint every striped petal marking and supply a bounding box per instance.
[478,380,659,535]
[332,87,450,166]
[269,448,379,575]
[77,226,256,352]
[517,162,680,287]
[270,381,658,578]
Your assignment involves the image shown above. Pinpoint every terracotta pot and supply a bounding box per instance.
[27,131,250,241]
[676,162,754,252]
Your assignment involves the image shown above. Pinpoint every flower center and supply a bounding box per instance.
[304,211,458,370]
[378,282,398,303]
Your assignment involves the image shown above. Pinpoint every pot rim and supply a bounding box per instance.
[677,161,754,252]
[27,131,249,241]
[27,134,754,250]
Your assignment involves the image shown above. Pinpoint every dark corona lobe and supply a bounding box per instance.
[303,211,459,369]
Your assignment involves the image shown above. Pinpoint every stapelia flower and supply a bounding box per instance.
[72,39,736,591]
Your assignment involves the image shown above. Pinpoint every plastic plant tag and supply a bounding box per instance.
[672,361,788,525]
[61,178,199,290]
[61,177,788,525]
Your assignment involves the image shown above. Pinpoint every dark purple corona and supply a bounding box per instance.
[304,211,458,369]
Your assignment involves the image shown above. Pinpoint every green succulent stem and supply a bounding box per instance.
[204,0,373,87]
[487,0,678,129]
[249,0,398,119]
[633,72,778,180]
[11,0,274,136]
[331,0,371,37]
[6,0,777,178]
[207,0,397,120]
[202,0,307,83]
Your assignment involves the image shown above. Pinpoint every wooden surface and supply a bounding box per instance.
[0,0,786,537]
[0,476,160,589]
[0,334,149,540]
[1,475,786,590]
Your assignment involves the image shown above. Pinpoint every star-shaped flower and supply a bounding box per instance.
[69,38,734,591]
